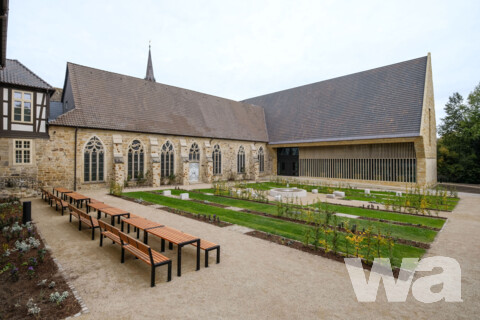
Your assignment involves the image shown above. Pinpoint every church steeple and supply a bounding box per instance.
[145,43,156,82]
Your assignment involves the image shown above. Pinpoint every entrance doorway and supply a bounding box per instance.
[277,148,299,176]
[189,162,199,182]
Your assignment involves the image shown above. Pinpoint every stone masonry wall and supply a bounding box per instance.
[35,127,271,190]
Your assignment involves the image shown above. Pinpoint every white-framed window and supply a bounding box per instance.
[213,144,221,174]
[258,146,265,172]
[12,90,33,123]
[84,136,105,182]
[14,140,32,164]
[237,146,245,173]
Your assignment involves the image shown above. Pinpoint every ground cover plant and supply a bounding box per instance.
[0,198,81,319]
[123,191,426,268]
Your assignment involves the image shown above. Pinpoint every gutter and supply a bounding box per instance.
[74,127,78,191]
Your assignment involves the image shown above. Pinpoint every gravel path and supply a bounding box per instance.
[31,190,479,319]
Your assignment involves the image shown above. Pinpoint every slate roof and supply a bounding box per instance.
[243,56,428,144]
[0,59,54,90]
[50,63,268,142]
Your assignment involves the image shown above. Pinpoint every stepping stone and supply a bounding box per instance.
[333,191,345,197]
[312,189,318,194]
[364,189,370,195]
[334,213,359,219]
[163,190,171,196]
[149,204,165,209]
[396,191,402,197]
[274,195,282,201]
[204,193,214,196]
[224,225,254,234]
[326,194,335,199]
[179,193,189,200]
[224,206,244,211]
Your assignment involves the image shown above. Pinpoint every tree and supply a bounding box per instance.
[437,82,480,183]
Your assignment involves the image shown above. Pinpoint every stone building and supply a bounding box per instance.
[1,43,437,193]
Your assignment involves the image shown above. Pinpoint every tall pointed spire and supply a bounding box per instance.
[145,42,156,82]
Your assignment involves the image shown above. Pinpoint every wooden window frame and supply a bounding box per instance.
[13,139,32,165]
[12,90,34,124]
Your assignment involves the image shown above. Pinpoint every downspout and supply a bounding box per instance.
[74,127,78,191]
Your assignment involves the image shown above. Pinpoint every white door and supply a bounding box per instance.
[189,163,199,182]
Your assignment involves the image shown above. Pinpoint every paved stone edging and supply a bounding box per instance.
[34,220,89,318]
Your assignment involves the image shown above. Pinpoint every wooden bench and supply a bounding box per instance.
[192,239,221,268]
[68,204,99,240]
[50,194,69,215]
[40,187,49,201]
[45,191,54,206]
[98,220,122,247]
[119,232,172,287]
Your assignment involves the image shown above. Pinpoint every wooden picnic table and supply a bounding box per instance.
[53,187,73,200]
[67,192,90,208]
[97,207,130,226]
[87,202,112,214]
[146,226,201,277]
[121,217,164,242]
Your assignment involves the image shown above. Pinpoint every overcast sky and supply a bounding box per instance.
[8,0,480,127]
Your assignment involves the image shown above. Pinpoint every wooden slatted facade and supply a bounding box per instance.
[299,142,417,183]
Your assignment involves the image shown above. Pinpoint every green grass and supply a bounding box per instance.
[190,189,446,229]
[124,191,426,267]
[167,190,439,243]
[242,182,460,211]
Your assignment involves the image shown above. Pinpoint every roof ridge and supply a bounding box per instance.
[243,55,428,101]
[66,61,263,111]
[7,58,54,90]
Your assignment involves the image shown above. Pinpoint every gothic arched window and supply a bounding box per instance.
[258,146,265,172]
[128,139,144,179]
[213,144,221,174]
[161,141,174,178]
[189,142,200,161]
[237,146,245,173]
[84,136,104,182]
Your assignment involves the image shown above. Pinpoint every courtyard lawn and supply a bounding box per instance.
[191,188,446,229]
[167,190,439,243]
[242,182,460,211]
[123,191,426,267]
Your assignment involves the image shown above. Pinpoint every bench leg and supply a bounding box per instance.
[143,232,148,244]
[121,221,124,232]
[161,239,165,252]
[205,250,209,268]
[111,216,114,226]
[91,228,95,240]
[177,246,182,277]
[217,247,220,264]
[61,207,65,216]
[169,242,173,250]
[136,228,140,239]
[79,220,82,231]
[121,247,125,263]
[69,213,72,223]
[151,266,156,287]
[167,262,172,282]
[100,233,104,247]
[196,241,200,271]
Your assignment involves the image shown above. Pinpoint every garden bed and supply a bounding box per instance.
[0,198,82,320]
